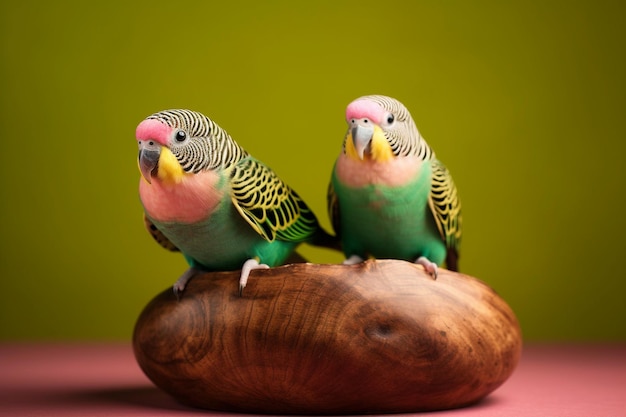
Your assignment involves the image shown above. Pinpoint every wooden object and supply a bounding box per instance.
[133,260,522,414]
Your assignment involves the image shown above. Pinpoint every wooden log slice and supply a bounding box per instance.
[133,260,522,414]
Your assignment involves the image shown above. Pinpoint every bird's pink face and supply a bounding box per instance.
[343,98,395,162]
[136,119,171,184]
[136,118,188,185]
[135,116,223,222]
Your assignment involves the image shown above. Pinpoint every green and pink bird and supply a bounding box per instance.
[328,95,462,278]
[135,109,336,296]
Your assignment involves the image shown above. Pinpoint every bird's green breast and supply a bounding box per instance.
[147,195,297,272]
[333,163,446,264]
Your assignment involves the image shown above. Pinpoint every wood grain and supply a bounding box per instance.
[133,260,522,414]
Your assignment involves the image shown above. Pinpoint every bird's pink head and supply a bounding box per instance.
[346,98,385,124]
[135,118,172,145]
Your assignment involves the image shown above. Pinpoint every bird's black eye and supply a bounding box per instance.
[386,114,395,124]
[174,130,186,142]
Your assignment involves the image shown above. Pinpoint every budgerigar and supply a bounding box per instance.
[328,95,461,278]
[136,109,336,296]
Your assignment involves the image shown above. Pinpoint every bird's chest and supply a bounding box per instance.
[139,170,225,223]
[150,201,260,267]
[333,155,432,221]
[336,175,431,226]
[333,158,437,258]
[154,200,244,239]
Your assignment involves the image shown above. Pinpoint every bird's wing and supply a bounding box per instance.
[327,179,341,240]
[230,158,319,243]
[428,159,462,270]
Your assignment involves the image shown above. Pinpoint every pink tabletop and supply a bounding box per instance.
[1,343,624,416]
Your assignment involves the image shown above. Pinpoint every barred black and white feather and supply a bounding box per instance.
[147,109,248,173]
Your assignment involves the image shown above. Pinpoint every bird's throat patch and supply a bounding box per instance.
[157,148,186,184]
[369,128,394,162]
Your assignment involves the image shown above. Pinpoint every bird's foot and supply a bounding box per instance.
[239,258,270,296]
[343,255,365,265]
[173,267,201,300]
[415,256,438,280]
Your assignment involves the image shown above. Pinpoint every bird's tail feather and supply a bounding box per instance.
[446,250,459,272]
[310,228,342,252]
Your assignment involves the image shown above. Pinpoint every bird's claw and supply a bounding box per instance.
[173,284,183,301]
[238,259,270,296]
[416,256,438,280]
[343,255,365,265]
[172,267,200,300]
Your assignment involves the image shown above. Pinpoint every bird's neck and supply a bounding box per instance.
[204,133,249,171]
[335,154,426,188]
[139,170,225,223]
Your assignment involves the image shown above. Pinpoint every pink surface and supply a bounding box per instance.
[0,343,624,417]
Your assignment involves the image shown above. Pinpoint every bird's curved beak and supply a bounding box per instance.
[352,124,375,160]
[138,141,161,184]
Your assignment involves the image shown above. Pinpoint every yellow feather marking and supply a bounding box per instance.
[157,147,186,184]
[344,125,394,162]
[370,126,394,162]
[344,131,360,160]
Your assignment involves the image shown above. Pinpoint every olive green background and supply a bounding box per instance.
[1,1,624,340]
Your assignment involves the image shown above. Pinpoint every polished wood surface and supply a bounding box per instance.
[133,260,522,414]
